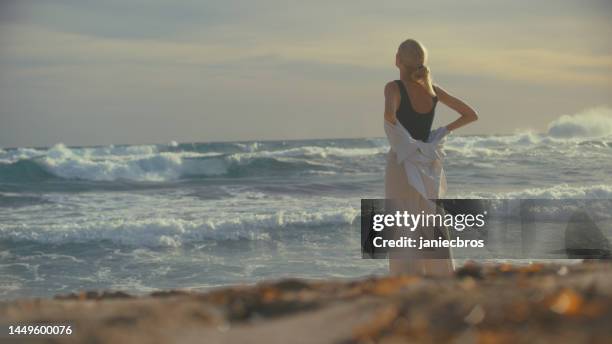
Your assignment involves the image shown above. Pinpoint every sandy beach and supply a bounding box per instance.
[1,261,610,344]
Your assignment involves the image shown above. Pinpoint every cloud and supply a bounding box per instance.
[0,0,611,146]
[436,48,612,86]
[3,20,610,88]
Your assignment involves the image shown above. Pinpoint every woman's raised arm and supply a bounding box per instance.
[435,85,478,132]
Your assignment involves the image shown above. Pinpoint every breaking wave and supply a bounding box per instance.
[547,106,612,138]
[0,143,377,182]
[1,107,610,183]
[0,208,359,247]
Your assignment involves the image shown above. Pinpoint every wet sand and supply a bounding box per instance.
[1,262,611,344]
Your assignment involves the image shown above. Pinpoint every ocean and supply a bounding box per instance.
[1,115,612,299]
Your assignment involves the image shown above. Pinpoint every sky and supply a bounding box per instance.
[0,0,611,147]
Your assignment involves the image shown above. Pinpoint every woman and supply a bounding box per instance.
[384,39,478,276]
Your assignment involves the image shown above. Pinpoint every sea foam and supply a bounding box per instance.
[460,184,612,199]
[547,106,612,138]
[0,208,359,246]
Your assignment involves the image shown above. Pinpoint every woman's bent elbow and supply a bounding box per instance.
[470,112,479,122]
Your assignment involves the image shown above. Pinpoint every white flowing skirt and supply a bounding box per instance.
[384,150,452,260]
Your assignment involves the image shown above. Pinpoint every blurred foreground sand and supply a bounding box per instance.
[1,262,611,344]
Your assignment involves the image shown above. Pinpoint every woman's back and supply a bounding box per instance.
[394,79,437,141]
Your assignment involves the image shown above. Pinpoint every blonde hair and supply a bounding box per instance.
[397,39,435,96]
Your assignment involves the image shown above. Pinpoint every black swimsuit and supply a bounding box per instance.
[394,80,437,142]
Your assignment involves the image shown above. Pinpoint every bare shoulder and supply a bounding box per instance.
[384,81,401,104]
[433,84,450,97]
[433,84,458,104]
[385,80,400,95]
